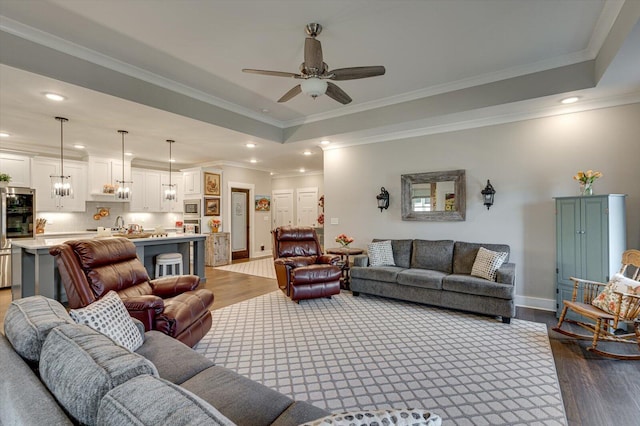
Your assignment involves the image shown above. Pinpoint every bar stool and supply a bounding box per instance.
[155,252,183,278]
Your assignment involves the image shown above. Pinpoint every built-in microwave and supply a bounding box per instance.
[183,199,201,216]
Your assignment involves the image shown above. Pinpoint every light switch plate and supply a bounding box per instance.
[330,217,339,225]
[263,216,269,221]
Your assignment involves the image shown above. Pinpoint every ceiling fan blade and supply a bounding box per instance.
[242,69,301,78]
[329,66,386,80]
[278,85,302,103]
[325,82,352,105]
[304,38,324,73]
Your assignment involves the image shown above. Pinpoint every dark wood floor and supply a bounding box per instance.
[1,268,639,425]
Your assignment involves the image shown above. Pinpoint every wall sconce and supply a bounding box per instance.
[376,187,390,212]
[481,180,495,210]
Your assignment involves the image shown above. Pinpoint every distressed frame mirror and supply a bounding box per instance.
[401,169,466,221]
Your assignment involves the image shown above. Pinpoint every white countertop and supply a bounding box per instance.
[12,233,207,250]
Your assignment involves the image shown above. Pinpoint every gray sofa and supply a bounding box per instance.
[350,240,516,323]
[0,296,329,426]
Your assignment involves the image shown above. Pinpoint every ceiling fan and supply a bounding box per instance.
[242,23,385,105]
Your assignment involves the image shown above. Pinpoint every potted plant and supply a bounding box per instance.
[0,173,11,188]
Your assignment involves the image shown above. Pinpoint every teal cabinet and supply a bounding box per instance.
[555,195,626,317]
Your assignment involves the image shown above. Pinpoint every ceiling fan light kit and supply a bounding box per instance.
[242,23,385,104]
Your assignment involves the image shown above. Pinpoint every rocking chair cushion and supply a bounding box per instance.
[592,273,640,317]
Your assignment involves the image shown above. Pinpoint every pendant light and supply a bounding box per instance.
[115,130,132,199]
[163,139,176,201]
[51,116,73,198]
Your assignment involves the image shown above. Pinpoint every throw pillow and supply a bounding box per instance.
[301,408,442,426]
[368,240,396,267]
[69,290,143,351]
[39,323,158,425]
[470,247,508,281]
[3,295,74,362]
[592,273,640,317]
[97,374,235,426]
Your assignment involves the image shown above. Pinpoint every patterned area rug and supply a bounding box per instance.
[195,292,566,425]
[214,257,276,279]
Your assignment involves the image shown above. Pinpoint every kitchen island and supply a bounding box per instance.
[11,233,207,303]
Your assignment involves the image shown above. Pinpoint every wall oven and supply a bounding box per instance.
[183,199,201,217]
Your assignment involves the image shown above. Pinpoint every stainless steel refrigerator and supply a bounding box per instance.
[1,187,36,289]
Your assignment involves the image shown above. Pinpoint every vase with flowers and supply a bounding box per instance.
[208,218,221,233]
[573,170,602,196]
[0,173,11,188]
[335,233,354,248]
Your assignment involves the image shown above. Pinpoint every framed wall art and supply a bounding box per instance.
[255,195,271,211]
[204,172,221,196]
[204,197,220,216]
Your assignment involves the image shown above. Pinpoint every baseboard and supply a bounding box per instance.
[514,295,556,312]
[252,251,273,259]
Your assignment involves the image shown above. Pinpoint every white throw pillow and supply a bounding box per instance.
[471,247,508,281]
[592,273,640,316]
[301,408,442,426]
[69,291,143,351]
[367,240,396,267]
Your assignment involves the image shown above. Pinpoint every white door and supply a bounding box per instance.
[272,190,293,229]
[231,188,249,259]
[297,187,319,227]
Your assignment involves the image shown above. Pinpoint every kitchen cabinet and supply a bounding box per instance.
[160,172,183,212]
[183,169,201,196]
[0,152,31,187]
[31,157,86,212]
[205,232,230,266]
[130,169,162,212]
[85,156,131,200]
[555,195,627,318]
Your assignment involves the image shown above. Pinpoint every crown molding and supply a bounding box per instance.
[271,170,323,179]
[0,16,283,128]
[587,0,627,57]
[323,91,640,150]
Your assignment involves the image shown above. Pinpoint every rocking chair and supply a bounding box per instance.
[552,249,640,360]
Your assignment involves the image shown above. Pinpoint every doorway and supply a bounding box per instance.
[231,188,250,260]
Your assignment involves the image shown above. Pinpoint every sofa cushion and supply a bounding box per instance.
[3,295,74,363]
[397,269,447,290]
[271,401,330,426]
[181,365,294,426]
[69,290,144,351]
[97,374,235,426]
[367,240,396,266]
[351,265,405,282]
[470,247,508,281]
[136,330,215,385]
[443,274,514,300]
[453,242,510,275]
[372,239,413,269]
[411,240,455,273]
[39,323,158,425]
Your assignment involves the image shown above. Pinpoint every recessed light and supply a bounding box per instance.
[250,159,257,163]
[303,150,312,156]
[320,140,331,145]
[261,109,270,114]
[45,93,66,101]
[0,132,9,138]
[246,143,256,148]
[299,168,306,173]
[73,144,85,149]
[124,152,133,156]
[169,159,176,163]
[560,96,579,104]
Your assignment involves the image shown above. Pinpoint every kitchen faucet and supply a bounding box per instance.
[114,215,125,230]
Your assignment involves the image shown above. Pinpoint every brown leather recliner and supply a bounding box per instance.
[272,226,342,302]
[49,237,213,347]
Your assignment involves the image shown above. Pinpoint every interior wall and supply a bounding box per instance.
[218,165,273,257]
[323,103,640,308]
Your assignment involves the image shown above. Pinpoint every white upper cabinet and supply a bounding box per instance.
[183,169,201,196]
[31,157,87,212]
[0,152,31,187]
[130,169,162,212]
[86,156,131,201]
[161,172,183,212]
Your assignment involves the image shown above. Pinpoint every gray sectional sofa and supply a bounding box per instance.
[350,240,516,323]
[1,296,329,426]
